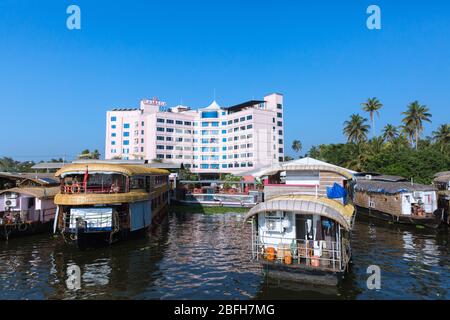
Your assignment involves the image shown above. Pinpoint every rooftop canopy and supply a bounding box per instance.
[244,194,355,231]
[237,157,355,180]
[55,163,169,178]
[0,186,60,199]
[224,100,265,113]
[354,179,437,194]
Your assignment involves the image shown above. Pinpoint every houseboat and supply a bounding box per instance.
[353,173,439,228]
[433,171,450,226]
[53,163,170,248]
[243,157,356,286]
[0,175,59,240]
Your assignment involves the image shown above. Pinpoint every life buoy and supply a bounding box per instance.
[72,183,81,194]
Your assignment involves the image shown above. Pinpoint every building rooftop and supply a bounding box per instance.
[225,100,265,113]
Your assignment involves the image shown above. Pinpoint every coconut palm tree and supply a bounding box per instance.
[292,140,302,157]
[432,124,450,153]
[361,97,383,137]
[400,124,415,147]
[343,114,370,144]
[382,124,399,142]
[401,101,432,150]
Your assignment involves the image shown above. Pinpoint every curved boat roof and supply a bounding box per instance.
[55,163,169,177]
[0,186,60,199]
[245,195,355,231]
[240,157,355,180]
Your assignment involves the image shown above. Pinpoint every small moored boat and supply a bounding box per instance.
[0,176,59,240]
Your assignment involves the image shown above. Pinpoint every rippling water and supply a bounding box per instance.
[0,210,448,300]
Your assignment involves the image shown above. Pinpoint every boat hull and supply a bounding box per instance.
[356,205,441,229]
[260,261,343,286]
[0,220,54,240]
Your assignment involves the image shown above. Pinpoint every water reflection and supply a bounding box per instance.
[0,211,448,300]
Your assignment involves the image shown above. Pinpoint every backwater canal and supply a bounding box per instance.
[0,209,448,299]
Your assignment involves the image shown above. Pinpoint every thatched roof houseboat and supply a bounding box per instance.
[353,173,439,228]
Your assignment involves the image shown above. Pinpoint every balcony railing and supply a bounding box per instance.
[0,208,56,226]
[251,233,344,273]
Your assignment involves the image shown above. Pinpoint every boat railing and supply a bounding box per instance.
[251,232,344,272]
[61,183,128,195]
[0,208,56,226]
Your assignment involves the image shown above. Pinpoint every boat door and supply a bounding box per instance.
[402,194,412,215]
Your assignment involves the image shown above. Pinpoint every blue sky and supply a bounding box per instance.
[0,0,449,161]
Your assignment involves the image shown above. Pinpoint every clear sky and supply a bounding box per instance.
[0,0,449,161]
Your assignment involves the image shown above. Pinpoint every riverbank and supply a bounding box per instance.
[168,204,249,215]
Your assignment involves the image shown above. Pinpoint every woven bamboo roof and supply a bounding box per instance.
[355,179,437,194]
[0,186,60,199]
[244,195,355,231]
[55,163,169,177]
[433,171,450,184]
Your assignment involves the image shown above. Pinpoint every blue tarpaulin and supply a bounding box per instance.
[327,183,347,199]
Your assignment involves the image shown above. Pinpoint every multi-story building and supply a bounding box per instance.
[105,93,285,175]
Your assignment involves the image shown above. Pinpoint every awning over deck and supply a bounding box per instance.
[244,195,355,231]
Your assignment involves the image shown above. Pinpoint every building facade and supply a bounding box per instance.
[105,93,285,174]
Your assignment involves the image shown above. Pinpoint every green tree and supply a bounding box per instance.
[291,140,302,157]
[78,149,101,160]
[432,124,450,153]
[343,114,370,144]
[361,97,383,137]
[382,124,399,142]
[401,101,432,150]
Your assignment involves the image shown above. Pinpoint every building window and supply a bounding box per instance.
[111,116,117,122]
[111,125,116,129]
[123,132,130,137]
[247,124,253,129]
[278,130,283,135]
[111,133,116,137]
[157,154,164,159]
[141,121,145,126]
[124,123,130,129]
[277,121,283,127]
[157,136,164,141]
[246,115,252,120]
[176,120,183,125]
[111,141,116,145]
[277,112,283,118]
[201,111,218,119]
[202,122,209,127]
[277,104,282,109]
[157,118,165,123]
[166,146,174,150]
[123,140,130,145]
[157,145,164,150]
[167,119,174,124]
[184,121,192,126]
[211,122,219,127]
[157,127,164,132]
[166,128,174,132]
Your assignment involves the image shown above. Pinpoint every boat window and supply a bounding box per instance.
[131,177,145,189]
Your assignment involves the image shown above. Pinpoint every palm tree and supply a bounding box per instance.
[292,140,302,157]
[382,124,399,142]
[432,124,450,153]
[400,125,415,147]
[401,101,432,150]
[343,114,370,144]
[361,97,383,137]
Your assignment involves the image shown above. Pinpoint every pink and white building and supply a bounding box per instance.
[105,93,285,174]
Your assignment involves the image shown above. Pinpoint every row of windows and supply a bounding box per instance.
[154,115,254,128]
[155,153,254,160]
[190,162,254,169]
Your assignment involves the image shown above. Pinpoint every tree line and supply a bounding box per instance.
[304,98,449,184]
